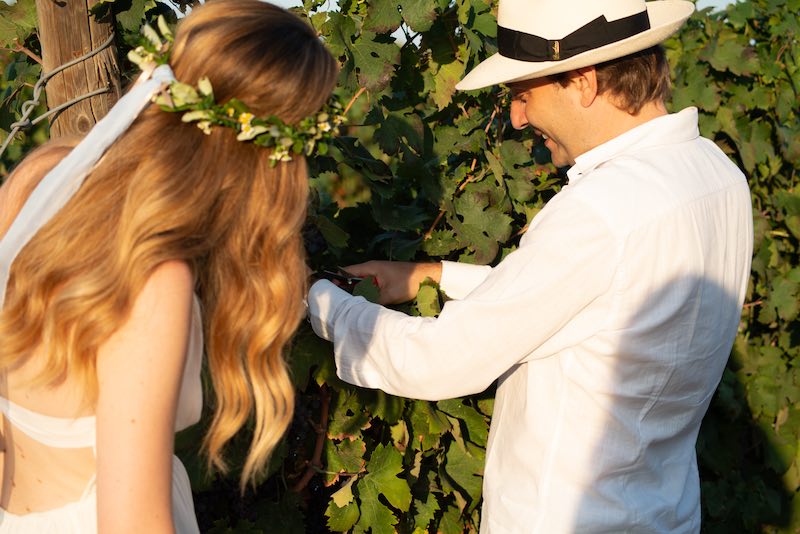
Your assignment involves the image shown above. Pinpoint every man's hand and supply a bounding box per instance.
[342,261,442,305]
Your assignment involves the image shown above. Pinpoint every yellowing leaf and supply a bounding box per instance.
[415,282,441,317]
[432,60,465,110]
[331,476,357,507]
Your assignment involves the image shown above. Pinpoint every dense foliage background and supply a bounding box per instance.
[1,0,798,531]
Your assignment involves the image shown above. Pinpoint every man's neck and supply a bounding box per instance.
[590,99,668,150]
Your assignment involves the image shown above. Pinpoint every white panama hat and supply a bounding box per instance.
[456,0,695,90]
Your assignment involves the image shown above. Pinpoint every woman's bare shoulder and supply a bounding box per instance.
[142,260,195,303]
[0,140,79,237]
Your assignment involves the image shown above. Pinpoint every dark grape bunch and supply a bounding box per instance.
[302,221,327,259]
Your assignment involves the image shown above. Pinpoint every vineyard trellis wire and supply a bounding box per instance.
[0,32,115,159]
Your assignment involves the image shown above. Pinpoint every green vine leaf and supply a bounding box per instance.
[315,214,350,249]
[437,398,489,447]
[116,0,158,33]
[328,390,372,440]
[408,400,451,451]
[0,0,37,48]
[325,437,367,485]
[422,229,460,256]
[412,490,440,531]
[442,438,484,508]
[326,497,360,532]
[350,31,401,92]
[431,59,466,110]
[415,280,441,317]
[400,0,437,33]
[766,277,799,323]
[364,0,402,34]
[355,443,412,533]
[352,276,381,303]
[373,109,425,155]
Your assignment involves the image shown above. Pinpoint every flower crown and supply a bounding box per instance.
[128,16,345,165]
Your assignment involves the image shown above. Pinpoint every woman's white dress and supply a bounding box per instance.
[0,297,204,533]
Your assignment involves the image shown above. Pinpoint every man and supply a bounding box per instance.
[307,0,753,532]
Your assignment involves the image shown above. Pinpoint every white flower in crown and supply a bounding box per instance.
[127,46,156,68]
[269,143,292,163]
[237,126,268,141]
[238,112,254,129]
[142,22,163,49]
[156,15,173,43]
[169,82,201,107]
[182,110,213,123]
[197,77,214,98]
[236,112,269,141]
[181,110,214,135]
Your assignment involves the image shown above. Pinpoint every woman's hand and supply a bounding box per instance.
[342,261,442,305]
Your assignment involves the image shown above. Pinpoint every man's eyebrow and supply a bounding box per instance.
[506,81,532,97]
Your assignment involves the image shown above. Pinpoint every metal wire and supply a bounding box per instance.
[0,33,116,160]
[30,87,111,126]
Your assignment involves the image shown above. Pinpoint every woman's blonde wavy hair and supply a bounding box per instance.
[0,0,338,488]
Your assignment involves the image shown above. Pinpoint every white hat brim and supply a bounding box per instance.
[456,1,694,91]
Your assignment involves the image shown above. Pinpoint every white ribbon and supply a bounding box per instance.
[0,64,176,308]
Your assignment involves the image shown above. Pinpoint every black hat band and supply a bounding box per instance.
[498,10,651,62]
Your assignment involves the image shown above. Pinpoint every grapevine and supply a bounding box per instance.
[1,0,799,531]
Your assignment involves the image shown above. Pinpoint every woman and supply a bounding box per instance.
[0,1,338,532]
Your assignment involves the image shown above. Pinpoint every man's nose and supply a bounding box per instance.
[510,99,528,130]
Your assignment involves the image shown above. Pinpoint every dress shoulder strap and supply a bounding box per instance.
[174,295,203,431]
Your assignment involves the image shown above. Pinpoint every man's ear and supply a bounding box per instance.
[571,66,599,108]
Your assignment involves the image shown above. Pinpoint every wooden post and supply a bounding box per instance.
[34,0,121,138]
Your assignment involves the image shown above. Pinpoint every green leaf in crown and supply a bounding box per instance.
[128,15,347,166]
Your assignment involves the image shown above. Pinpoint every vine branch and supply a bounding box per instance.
[344,87,366,116]
[424,106,499,239]
[291,384,331,493]
[12,38,42,65]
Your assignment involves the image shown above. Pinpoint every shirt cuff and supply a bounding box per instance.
[440,261,493,300]
[307,279,353,341]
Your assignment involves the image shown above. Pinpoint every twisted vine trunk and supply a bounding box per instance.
[34,0,121,138]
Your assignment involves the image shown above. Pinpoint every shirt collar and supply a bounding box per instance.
[566,107,700,184]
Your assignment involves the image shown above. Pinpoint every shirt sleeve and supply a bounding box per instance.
[307,191,618,401]
[439,261,493,300]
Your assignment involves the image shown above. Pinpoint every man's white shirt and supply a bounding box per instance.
[308,107,753,533]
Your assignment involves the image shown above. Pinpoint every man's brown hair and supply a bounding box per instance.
[550,45,672,114]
